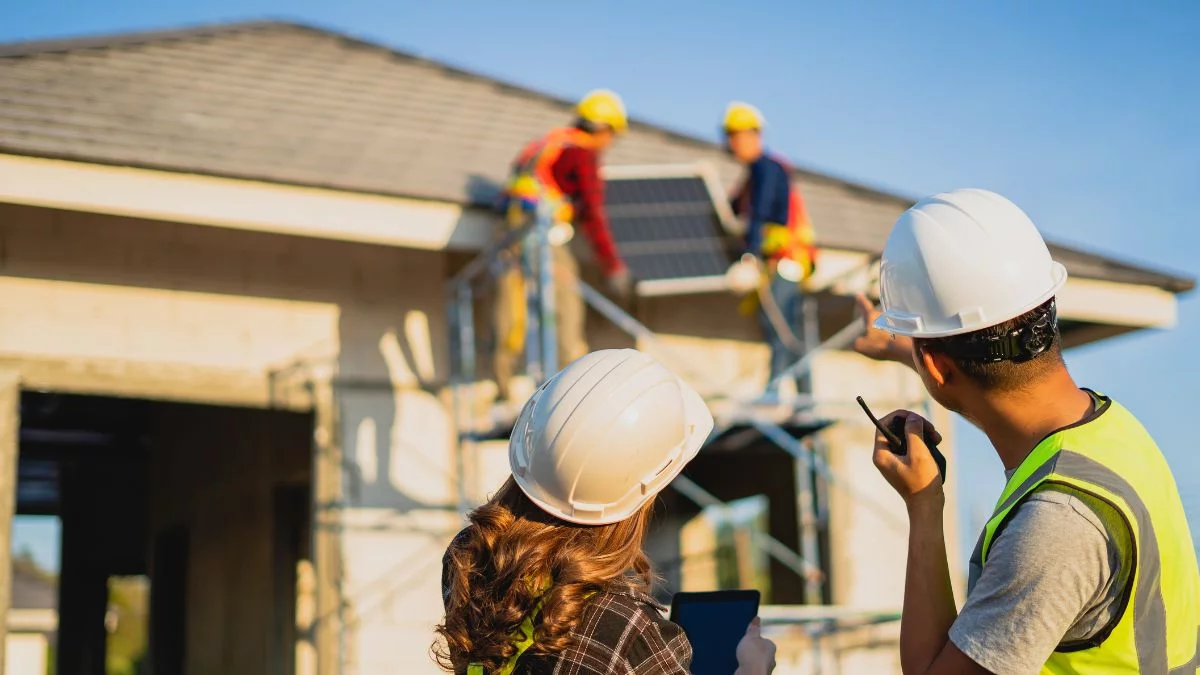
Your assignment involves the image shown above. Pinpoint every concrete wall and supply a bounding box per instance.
[0,203,463,673]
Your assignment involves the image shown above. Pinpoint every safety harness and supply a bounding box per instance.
[494,128,600,357]
[732,153,818,279]
[730,156,820,358]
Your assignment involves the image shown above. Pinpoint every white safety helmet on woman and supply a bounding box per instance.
[875,188,1068,339]
[508,349,714,526]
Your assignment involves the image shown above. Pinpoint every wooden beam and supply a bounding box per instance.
[0,153,494,252]
[0,355,313,411]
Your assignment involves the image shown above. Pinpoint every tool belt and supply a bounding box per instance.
[737,222,816,318]
[760,223,816,281]
[502,178,576,246]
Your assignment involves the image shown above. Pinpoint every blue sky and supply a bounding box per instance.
[5,1,1198,573]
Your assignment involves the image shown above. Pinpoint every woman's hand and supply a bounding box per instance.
[735,617,777,675]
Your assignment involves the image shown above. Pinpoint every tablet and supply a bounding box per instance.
[669,590,761,675]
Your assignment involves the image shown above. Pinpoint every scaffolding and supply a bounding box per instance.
[445,170,914,610]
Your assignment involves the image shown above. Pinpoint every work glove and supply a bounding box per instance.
[725,254,762,295]
[606,265,634,302]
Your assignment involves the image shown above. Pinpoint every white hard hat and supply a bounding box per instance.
[509,349,714,526]
[875,188,1068,338]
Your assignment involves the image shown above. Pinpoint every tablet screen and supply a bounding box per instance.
[669,591,760,675]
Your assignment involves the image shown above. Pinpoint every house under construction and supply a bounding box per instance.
[0,20,1192,675]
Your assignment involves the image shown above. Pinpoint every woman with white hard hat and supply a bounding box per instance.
[434,349,778,674]
[853,189,1199,675]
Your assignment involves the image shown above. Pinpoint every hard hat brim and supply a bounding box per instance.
[875,261,1068,339]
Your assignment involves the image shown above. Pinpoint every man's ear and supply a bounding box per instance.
[919,346,955,388]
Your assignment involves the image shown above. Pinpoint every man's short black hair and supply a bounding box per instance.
[914,298,1063,392]
[574,117,606,134]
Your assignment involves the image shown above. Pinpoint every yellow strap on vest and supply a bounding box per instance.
[466,591,596,674]
[466,596,544,675]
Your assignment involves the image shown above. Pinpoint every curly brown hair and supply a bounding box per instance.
[432,476,656,672]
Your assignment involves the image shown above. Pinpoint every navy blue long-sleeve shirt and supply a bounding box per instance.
[731,153,792,257]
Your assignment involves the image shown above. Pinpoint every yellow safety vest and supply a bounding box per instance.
[973,391,1200,673]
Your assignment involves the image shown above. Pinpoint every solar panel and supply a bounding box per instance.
[603,172,740,294]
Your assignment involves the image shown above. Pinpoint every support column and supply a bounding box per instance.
[0,372,18,673]
[311,381,345,675]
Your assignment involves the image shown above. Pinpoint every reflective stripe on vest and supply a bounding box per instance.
[970,392,1200,674]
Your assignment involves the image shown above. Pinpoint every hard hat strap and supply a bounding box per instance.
[942,301,1058,364]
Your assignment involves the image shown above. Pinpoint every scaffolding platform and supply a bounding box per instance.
[705,416,834,454]
[458,392,835,448]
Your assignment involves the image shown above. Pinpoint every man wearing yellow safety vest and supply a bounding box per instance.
[722,102,819,401]
[853,188,1199,674]
[492,90,634,406]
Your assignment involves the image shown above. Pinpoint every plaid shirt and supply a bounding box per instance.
[514,589,693,674]
[441,544,693,674]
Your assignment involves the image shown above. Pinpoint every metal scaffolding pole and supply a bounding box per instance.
[751,420,906,530]
[451,283,476,513]
[521,234,545,387]
[796,294,823,605]
[578,277,866,417]
[578,275,908,531]
[446,216,548,512]
[672,475,822,581]
[795,436,822,604]
[533,213,558,380]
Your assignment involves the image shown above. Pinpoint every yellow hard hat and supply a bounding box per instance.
[723,101,765,133]
[576,89,629,134]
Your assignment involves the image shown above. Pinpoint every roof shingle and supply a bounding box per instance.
[0,20,1191,292]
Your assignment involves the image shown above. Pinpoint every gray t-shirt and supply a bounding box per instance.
[949,473,1133,675]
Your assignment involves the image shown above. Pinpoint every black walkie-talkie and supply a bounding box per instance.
[856,396,948,486]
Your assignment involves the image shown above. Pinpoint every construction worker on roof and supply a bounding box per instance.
[722,102,819,403]
[492,89,634,410]
[854,188,1199,674]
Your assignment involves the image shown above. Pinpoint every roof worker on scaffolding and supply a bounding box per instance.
[723,102,820,405]
[492,90,634,414]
